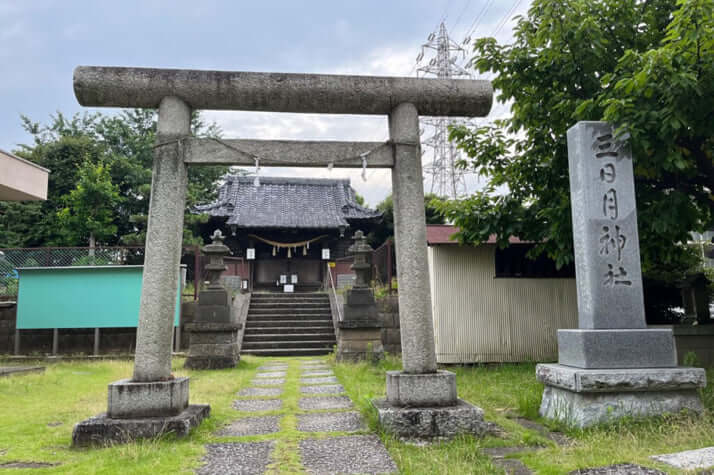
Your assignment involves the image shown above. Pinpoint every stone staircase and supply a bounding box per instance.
[241,292,336,357]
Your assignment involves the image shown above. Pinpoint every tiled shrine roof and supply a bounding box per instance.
[196,176,381,230]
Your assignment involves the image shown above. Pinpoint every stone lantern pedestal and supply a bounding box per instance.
[184,230,241,370]
[337,231,384,362]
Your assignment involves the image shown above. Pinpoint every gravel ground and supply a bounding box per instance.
[254,371,287,378]
[299,435,397,474]
[569,464,666,475]
[651,446,714,470]
[298,396,353,410]
[297,411,365,433]
[218,416,281,437]
[237,387,283,397]
[233,399,283,412]
[300,376,338,385]
[251,378,286,386]
[257,365,288,371]
[301,370,333,377]
[300,384,345,395]
[197,442,274,475]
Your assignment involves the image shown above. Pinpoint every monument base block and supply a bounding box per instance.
[72,404,210,447]
[386,370,457,407]
[337,326,384,363]
[537,364,706,427]
[557,329,677,369]
[373,398,486,439]
[184,322,241,370]
[108,377,189,418]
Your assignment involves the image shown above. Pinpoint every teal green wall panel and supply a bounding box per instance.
[16,266,181,329]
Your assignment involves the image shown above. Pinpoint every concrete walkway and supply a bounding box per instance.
[197,358,397,475]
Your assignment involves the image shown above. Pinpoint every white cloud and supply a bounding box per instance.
[200,9,527,207]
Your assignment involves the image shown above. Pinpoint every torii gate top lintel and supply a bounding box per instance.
[73,66,492,118]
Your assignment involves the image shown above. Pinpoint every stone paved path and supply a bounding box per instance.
[197,358,397,474]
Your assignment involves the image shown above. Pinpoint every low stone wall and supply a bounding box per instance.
[378,295,401,355]
[0,302,17,354]
[180,301,197,349]
[1,300,198,356]
[651,324,714,368]
[232,292,251,351]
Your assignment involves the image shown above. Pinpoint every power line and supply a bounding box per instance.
[491,0,523,39]
[463,0,495,42]
[451,0,473,34]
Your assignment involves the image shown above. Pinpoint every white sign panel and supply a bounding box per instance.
[280,274,287,284]
[322,248,330,260]
[291,274,298,284]
[246,248,255,260]
[283,284,294,293]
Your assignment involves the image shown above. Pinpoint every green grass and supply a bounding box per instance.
[332,353,714,474]
[1,355,713,474]
[0,357,259,474]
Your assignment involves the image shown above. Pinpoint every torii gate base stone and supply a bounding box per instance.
[70,66,493,445]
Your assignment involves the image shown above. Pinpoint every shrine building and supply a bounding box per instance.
[196,176,382,292]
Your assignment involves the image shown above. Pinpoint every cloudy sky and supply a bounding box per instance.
[0,0,528,206]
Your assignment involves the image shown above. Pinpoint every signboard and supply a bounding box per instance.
[322,248,330,260]
[16,265,181,329]
[283,284,294,293]
[246,248,256,260]
[280,274,287,284]
[291,274,298,284]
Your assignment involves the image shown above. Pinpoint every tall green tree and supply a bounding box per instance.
[369,193,446,246]
[440,0,714,280]
[57,160,120,249]
[0,110,228,248]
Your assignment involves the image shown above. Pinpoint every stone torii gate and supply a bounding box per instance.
[71,66,492,445]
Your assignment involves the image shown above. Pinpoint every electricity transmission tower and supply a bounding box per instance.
[415,22,472,199]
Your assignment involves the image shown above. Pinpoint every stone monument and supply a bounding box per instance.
[70,65,493,444]
[537,121,706,427]
[337,230,384,362]
[184,230,242,370]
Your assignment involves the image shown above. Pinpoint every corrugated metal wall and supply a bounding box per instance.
[428,245,578,363]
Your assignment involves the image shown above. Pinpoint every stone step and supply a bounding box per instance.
[251,292,328,299]
[244,326,335,335]
[249,302,330,308]
[241,347,332,357]
[242,340,335,350]
[243,320,334,328]
[247,313,332,321]
[249,307,331,315]
[243,333,336,342]
[251,294,328,299]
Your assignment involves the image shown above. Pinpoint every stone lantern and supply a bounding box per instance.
[349,230,372,289]
[184,229,242,370]
[203,229,230,290]
[337,230,384,362]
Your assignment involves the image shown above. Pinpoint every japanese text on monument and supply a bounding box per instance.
[595,133,631,287]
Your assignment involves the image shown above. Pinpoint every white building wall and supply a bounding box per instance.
[428,244,578,363]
